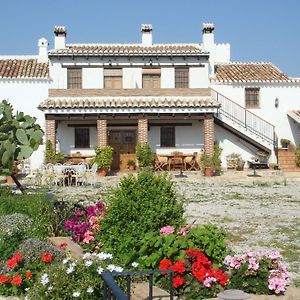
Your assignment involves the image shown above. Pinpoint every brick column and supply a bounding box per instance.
[138,118,148,144]
[204,115,214,156]
[97,119,107,148]
[45,119,56,152]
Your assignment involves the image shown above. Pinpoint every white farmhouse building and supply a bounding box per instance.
[2,24,300,171]
[0,38,51,169]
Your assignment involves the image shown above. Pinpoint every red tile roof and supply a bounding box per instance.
[213,62,297,83]
[0,59,49,79]
[49,44,206,56]
[39,96,219,110]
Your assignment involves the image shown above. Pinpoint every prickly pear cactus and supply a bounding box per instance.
[0,100,43,174]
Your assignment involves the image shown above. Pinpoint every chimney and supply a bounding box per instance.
[141,24,153,46]
[202,23,215,51]
[54,26,67,49]
[37,37,48,63]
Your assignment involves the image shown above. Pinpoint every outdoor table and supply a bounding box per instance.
[159,153,193,176]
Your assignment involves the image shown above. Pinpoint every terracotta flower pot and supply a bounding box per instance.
[204,167,213,177]
[6,175,15,185]
[98,169,107,177]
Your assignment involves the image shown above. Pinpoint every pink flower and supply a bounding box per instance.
[160,226,175,235]
[203,276,217,287]
[82,231,95,244]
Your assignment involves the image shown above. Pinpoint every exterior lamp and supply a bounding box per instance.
[217,289,250,300]
[275,97,279,108]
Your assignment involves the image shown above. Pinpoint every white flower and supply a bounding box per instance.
[87,287,94,294]
[72,291,80,298]
[70,262,77,267]
[97,252,113,260]
[63,258,70,264]
[97,267,104,274]
[83,253,92,259]
[85,260,93,267]
[24,297,30,300]
[40,273,49,286]
[48,286,53,291]
[107,264,117,272]
[114,266,124,272]
[66,266,74,274]
[131,262,139,268]
[25,287,30,292]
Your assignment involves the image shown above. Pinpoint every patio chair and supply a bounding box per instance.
[185,152,199,171]
[72,164,87,186]
[86,163,98,186]
[170,152,184,171]
[154,155,168,171]
[53,165,68,186]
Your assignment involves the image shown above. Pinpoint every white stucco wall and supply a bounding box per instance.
[57,121,97,156]
[0,79,51,169]
[189,66,209,88]
[148,120,204,154]
[82,68,103,88]
[161,68,175,88]
[211,83,300,147]
[123,68,142,88]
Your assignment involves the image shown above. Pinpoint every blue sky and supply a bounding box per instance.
[0,0,299,76]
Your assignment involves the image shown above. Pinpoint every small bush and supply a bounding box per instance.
[137,224,229,270]
[99,171,185,264]
[296,147,300,167]
[136,143,155,168]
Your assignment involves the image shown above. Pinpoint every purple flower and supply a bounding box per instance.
[160,226,175,235]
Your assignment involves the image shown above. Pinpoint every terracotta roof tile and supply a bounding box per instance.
[49,44,206,56]
[213,62,297,83]
[0,59,49,79]
[38,96,219,110]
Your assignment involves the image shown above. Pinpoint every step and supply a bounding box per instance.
[48,236,83,259]
[131,282,174,300]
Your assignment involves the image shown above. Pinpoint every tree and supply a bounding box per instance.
[0,100,43,191]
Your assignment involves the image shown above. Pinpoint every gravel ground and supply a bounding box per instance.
[16,169,300,284]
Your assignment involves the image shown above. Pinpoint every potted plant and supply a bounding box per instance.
[135,143,155,170]
[127,159,136,171]
[226,153,242,169]
[280,138,290,149]
[201,153,213,177]
[92,146,113,176]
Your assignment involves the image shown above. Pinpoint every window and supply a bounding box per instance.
[74,128,89,148]
[161,127,175,147]
[142,69,161,89]
[175,68,189,88]
[104,69,122,89]
[67,68,82,89]
[245,88,260,108]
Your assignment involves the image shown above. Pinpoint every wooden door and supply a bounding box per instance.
[108,130,136,171]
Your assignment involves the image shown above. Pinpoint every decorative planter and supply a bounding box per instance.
[128,165,135,172]
[6,175,15,185]
[97,169,107,177]
[204,167,213,177]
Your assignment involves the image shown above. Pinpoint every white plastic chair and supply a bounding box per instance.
[86,163,98,186]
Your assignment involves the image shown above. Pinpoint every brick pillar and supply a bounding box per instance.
[204,115,214,156]
[138,118,148,144]
[45,119,56,152]
[97,119,107,148]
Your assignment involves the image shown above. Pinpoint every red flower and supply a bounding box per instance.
[25,271,33,279]
[170,260,186,275]
[0,275,10,284]
[14,253,23,262]
[6,257,18,269]
[41,252,53,263]
[11,274,22,285]
[60,242,68,248]
[159,259,172,271]
[211,268,229,286]
[173,275,185,288]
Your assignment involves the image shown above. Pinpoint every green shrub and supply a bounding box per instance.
[296,147,300,167]
[99,171,185,264]
[137,224,229,270]
[91,146,113,170]
[45,140,64,164]
[0,189,54,239]
[136,143,155,168]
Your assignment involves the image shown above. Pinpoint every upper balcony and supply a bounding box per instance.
[48,88,211,97]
